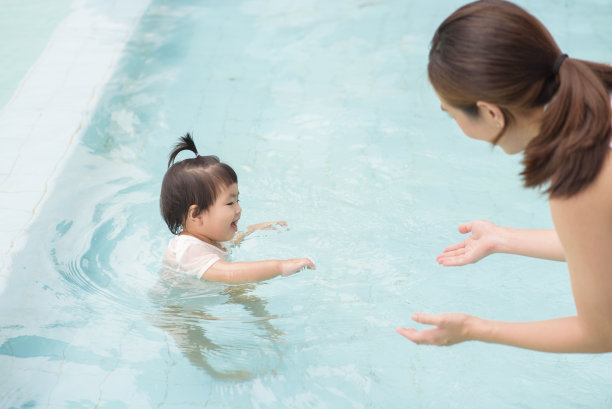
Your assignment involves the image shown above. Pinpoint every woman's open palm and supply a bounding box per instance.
[436,219,499,266]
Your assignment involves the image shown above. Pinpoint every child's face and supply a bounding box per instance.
[198,183,241,243]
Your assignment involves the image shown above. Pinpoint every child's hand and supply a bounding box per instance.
[281,258,316,276]
[247,221,287,232]
[231,221,288,246]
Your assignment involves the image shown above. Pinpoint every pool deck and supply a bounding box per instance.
[0,0,150,293]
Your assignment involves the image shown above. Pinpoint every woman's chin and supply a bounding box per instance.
[500,144,523,155]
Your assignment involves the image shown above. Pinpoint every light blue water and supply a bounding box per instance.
[2,0,612,408]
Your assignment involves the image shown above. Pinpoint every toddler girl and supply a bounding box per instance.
[160,133,315,283]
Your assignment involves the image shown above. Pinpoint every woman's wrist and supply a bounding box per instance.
[465,315,492,343]
[492,225,512,255]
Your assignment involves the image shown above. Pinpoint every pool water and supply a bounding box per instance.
[2,0,612,408]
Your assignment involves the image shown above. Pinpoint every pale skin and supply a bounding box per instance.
[436,220,565,266]
[397,96,612,352]
[181,183,315,284]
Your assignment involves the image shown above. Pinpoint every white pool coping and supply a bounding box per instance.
[0,0,151,294]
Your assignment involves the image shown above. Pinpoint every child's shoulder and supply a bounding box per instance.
[169,234,228,255]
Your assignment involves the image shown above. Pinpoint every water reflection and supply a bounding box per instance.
[149,271,283,381]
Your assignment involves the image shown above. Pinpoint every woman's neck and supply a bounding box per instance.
[515,106,545,149]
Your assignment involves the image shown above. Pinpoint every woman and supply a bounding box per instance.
[397,0,612,352]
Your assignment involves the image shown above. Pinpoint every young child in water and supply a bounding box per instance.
[160,133,315,283]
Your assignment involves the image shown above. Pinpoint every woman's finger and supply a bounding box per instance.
[396,327,422,342]
[438,247,465,259]
[457,221,473,234]
[411,312,442,326]
[442,241,467,253]
[438,254,470,266]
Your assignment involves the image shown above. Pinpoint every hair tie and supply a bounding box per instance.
[553,53,568,76]
[195,152,200,158]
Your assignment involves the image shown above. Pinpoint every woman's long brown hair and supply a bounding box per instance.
[429,0,612,197]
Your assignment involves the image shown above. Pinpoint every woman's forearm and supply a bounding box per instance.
[497,227,565,261]
[470,315,612,353]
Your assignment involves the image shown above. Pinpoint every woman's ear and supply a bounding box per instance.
[476,101,505,128]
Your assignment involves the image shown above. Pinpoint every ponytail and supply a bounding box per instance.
[168,132,199,168]
[522,58,612,197]
[429,0,612,199]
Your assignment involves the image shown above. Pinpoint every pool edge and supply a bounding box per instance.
[0,0,152,293]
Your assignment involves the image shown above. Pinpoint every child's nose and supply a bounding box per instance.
[236,202,242,214]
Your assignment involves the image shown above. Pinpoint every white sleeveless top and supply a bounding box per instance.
[162,235,228,279]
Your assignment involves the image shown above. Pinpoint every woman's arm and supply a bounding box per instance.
[495,226,565,261]
[398,313,607,352]
[544,159,612,351]
[437,220,565,266]
[203,258,315,284]
[400,157,612,353]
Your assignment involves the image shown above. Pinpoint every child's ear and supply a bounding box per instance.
[187,204,202,221]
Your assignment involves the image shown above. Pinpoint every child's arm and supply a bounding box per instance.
[231,221,288,246]
[203,257,315,284]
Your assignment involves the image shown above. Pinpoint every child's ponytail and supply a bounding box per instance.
[168,133,199,168]
[522,58,612,198]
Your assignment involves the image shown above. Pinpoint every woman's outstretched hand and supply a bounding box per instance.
[436,219,500,266]
[396,313,476,346]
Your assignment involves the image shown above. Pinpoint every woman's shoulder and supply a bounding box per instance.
[550,148,612,220]
[547,152,612,279]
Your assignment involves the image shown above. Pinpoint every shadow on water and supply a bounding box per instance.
[148,271,285,382]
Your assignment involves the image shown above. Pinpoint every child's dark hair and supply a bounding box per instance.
[160,133,238,234]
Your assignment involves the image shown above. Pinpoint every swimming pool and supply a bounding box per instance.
[1,0,612,407]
